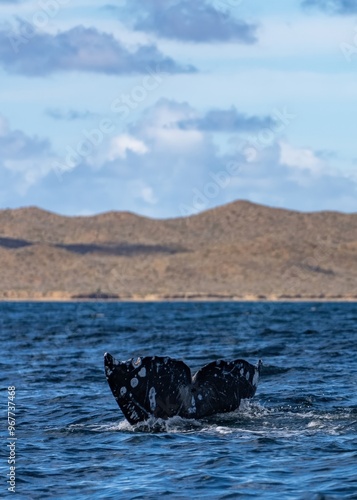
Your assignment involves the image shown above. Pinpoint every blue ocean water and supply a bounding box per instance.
[1,301,357,499]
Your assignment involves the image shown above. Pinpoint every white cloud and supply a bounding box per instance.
[148,127,204,152]
[279,141,325,173]
[140,186,157,204]
[131,99,204,152]
[3,158,52,194]
[0,114,55,195]
[108,134,149,160]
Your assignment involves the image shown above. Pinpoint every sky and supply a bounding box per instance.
[0,0,356,218]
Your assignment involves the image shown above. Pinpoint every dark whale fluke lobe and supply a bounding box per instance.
[104,353,261,425]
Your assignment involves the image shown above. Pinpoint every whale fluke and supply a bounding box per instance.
[104,353,261,425]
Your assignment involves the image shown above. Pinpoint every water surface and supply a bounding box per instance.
[1,302,356,499]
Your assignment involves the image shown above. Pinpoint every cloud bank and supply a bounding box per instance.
[0,21,196,76]
[124,0,257,43]
[24,99,355,217]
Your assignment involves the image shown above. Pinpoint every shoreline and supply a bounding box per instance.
[1,296,356,303]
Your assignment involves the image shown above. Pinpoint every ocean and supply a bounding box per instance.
[1,301,356,499]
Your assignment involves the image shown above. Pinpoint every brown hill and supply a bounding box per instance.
[0,200,356,300]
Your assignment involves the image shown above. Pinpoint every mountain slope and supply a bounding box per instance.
[0,201,356,300]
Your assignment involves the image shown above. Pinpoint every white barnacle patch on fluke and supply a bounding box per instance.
[252,371,259,387]
[132,357,142,368]
[130,377,139,388]
[120,386,127,396]
[130,410,138,421]
[138,367,146,378]
[198,394,203,401]
[245,372,250,380]
[149,387,156,411]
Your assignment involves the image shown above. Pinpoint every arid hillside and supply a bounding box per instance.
[0,200,356,300]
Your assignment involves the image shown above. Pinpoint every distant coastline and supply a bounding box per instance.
[1,294,356,303]
[1,201,356,301]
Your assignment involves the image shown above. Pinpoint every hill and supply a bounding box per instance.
[0,201,356,300]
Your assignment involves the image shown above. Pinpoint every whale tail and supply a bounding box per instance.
[104,353,261,425]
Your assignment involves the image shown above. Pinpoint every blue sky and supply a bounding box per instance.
[0,0,356,217]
